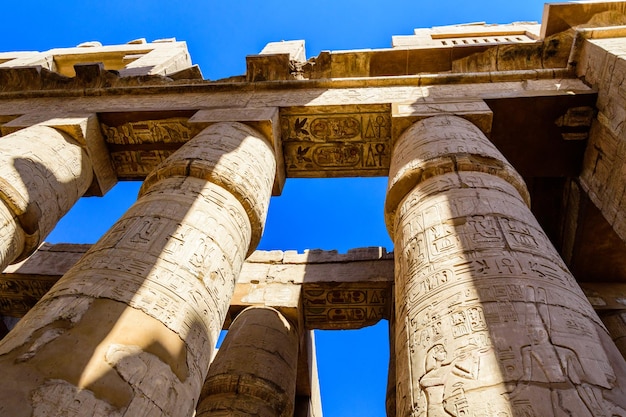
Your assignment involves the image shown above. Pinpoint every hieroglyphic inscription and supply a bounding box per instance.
[101,118,198,145]
[0,276,56,316]
[109,149,175,178]
[281,105,391,176]
[303,283,389,330]
[0,122,277,416]
[387,116,626,417]
[101,118,201,178]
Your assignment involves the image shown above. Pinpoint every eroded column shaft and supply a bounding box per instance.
[600,310,626,359]
[0,122,276,417]
[0,124,93,269]
[197,306,299,417]
[386,115,626,417]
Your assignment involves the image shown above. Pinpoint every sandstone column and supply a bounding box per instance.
[385,115,626,416]
[197,306,299,417]
[599,310,626,360]
[0,124,93,270]
[0,121,276,417]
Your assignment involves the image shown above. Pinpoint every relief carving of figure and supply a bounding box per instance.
[418,344,484,416]
[511,321,626,417]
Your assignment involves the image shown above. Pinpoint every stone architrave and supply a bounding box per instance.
[0,121,276,417]
[0,124,94,271]
[385,115,626,417]
[196,306,299,417]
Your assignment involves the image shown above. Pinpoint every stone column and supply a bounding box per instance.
[386,292,396,417]
[196,306,299,417]
[385,115,626,417]
[599,310,626,359]
[0,121,276,417]
[0,124,93,270]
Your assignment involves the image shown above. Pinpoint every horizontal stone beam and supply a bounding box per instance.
[4,243,621,330]
[1,243,394,330]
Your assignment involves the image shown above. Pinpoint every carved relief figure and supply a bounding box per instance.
[512,318,626,416]
[418,344,480,417]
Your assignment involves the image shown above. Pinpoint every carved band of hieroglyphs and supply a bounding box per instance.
[281,105,391,176]
[101,118,201,179]
[0,122,276,416]
[386,116,626,417]
[101,118,198,145]
[141,122,276,253]
[303,284,389,330]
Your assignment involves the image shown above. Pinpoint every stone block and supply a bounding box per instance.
[189,108,285,195]
[1,114,117,196]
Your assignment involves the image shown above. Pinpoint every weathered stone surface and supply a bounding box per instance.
[2,3,626,415]
[3,114,117,196]
[0,123,94,270]
[0,40,193,82]
[600,310,626,359]
[197,307,299,417]
[2,245,395,331]
[385,115,626,417]
[0,122,276,416]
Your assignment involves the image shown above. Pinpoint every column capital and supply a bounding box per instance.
[189,108,285,195]
[1,113,117,196]
[141,121,277,254]
[385,115,530,238]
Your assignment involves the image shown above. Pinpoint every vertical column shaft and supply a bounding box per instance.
[386,292,396,417]
[600,310,626,359]
[385,115,626,416]
[196,307,299,417]
[0,124,93,270]
[0,122,276,417]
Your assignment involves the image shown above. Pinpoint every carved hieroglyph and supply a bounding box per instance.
[303,284,389,329]
[385,115,626,417]
[101,117,201,179]
[0,124,93,270]
[0,122,276,417]
[197,306,299,417]
[281,104,391,177]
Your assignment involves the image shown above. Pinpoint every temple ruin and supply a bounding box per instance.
[2,1,626,416]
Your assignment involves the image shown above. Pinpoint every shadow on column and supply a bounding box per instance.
[0,121,275,416]
[386,115,626,416]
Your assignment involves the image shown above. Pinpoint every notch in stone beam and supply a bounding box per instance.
[246,40,307,82]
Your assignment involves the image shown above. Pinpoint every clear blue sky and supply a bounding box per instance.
[1,1,548,415]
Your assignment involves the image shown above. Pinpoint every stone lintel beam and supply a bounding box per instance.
[5,243,626,330]
[1,244,394,330]
[580,282,626,310]
[1,114,117,196]
[189,108,285,195]
[0,80,594,183]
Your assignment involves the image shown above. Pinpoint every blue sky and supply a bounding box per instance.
[1,1,549,415]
